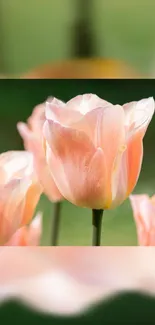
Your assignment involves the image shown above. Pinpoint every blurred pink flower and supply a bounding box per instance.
[0,151,42,245]
[0,247,155,315]
[5,212,42,246]
[130,194,155,246]
[17,102,63,202]
[42,94,154,209]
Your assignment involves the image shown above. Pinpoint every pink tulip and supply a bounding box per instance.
[130,194,155,246]
[5,212,42,246]
[0,247,155,315]
[42,94,154,209]
[17,102,63,202]
[0,151,42,245]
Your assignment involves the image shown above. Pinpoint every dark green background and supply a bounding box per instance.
[0,79,155,245]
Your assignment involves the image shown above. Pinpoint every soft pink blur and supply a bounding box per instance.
[130,194,155,246]
[42,94,154,209]
[17,103,63,203]
[0,247,155,315]
[0,151,42,245]
[5,212,42,246]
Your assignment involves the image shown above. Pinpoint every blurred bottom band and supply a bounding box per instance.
[0,247,155,316]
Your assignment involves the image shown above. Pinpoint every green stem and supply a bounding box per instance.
[51,202,62,246]
[92,209,104,246]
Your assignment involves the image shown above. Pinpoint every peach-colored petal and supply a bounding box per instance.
[0,179,31,245]
[111,130,143,208]
[5,212,42,246]
[96,106,125,170]
[28,137,63,202]
[17,122,35,152]
[27,212,42,246]
[130,195,155,246]
[130,195,147,245]
[123,97,155,137]
[17,122,63,202]
[71,105,126,207]
[46,97,65,108]
[21,102,46,145]
[73,105,125,153]
[27,103,45,135]
[0,151,33,184]
[130,195,151,229]
[5,228,28,246]
[44,121,107,209]
[66,94,111,115]
[126,131,143,196]
[21,179,42,226]
[110,149,128,209]
[45,97,65,121]
[45,94,112,126]
[0,149,43,245]
[45,99,82,126]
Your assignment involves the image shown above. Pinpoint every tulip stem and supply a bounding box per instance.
[92,209,103,246]
[51,202,62,246]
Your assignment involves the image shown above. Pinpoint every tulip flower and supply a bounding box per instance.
[5,212,42,246]
[42,94,154,245]
[130,194,155,246]
[0,247,155,315]
[17,103,63,203]
[17,102,63,246]
[0,151,42,245]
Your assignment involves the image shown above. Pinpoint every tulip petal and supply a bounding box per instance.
[43,121,107,209]
[5,212,42,246]
[66,94,111,115]
[72,106,126,207]
[0,179,31,244]
[27,103,46,135]
[17,122,62,202]
[45,100,82,126]
[123,97,155,137]
[110,150,128,209]
[21,179,42,226]
[0,151,33,184]
[129,195,155,246]
[130,195,150,229]
[111,127,143,208]
[5,227,28,246]
[72,105,125,149]
[17,122,35,152]
[126,132,143,196]
[29,138,63,202]
[27,212,42,246]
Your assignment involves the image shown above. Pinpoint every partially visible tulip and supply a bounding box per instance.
[0,151,42,245]
[130,194,155,246]
[1,248,155,315]
[5,212,42,246]
[17,103,63,203]
[42,94,154,210]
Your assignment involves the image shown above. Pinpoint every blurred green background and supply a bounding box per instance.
[0,0,155,75]
[0,79,155,246]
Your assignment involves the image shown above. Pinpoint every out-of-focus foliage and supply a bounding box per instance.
[0,0,154,75]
